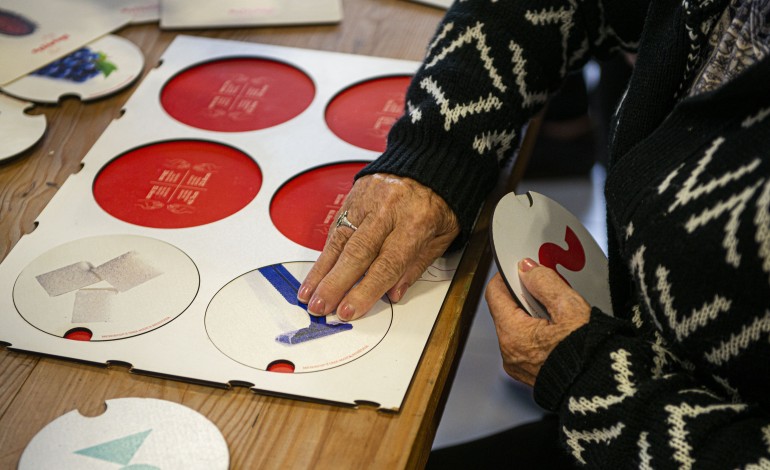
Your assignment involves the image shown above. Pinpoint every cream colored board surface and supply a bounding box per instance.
[0,94,46,160]
[0,0,128,85]
[160,0,342,29]
[19,398,229,469]
[0,35,459,411]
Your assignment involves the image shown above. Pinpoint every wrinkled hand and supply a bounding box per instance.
[298,173,460,321]
[486,258,590,387]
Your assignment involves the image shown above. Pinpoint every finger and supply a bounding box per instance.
[335,226,426,320]
[308,209,405,320]
[517,258,590,323]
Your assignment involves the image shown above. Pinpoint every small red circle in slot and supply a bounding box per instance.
[93,140,262,228]
[325,76,411,152]
[161,57,315,132]
[267,360,295,373]
[270,162,367,251]
[64,328,93,341]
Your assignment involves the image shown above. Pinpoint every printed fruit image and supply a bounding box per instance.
[32,47,117,83]
[0,8,36,36]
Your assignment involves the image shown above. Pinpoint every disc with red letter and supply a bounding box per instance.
[490,191,612,319]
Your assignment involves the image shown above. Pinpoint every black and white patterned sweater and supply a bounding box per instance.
[359,0,770,467]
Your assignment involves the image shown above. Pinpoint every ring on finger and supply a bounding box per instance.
[335,210,358,231]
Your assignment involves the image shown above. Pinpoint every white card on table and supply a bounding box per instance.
[490,191,612,319]
[160,0,342,29]
[0,0,128,85]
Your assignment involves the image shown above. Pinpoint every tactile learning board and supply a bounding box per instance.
[0,35,462,411]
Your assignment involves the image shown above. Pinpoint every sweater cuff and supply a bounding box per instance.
[356,118,500,246]
[533,308,628,411]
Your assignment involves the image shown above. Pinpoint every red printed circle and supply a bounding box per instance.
[325,76,411,152]
[161,58,315,132]
[94,140,262,228]
[270,162,367,251]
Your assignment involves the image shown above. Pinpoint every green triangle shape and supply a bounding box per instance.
[74,429,152,465]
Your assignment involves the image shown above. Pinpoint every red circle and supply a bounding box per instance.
[64,328,93,341]
[325,76,411,152]
[271,162,367,251]
[94,140,262,228]
[161,58,315,132]
[267,360,295,373]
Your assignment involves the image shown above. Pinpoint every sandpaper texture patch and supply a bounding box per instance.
[19,397,229,469]
[14,235,199,340]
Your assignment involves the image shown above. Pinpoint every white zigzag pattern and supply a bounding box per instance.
[655,265,732,342]
[744,425,770,470]
[638,431,653,470]
[755,180,770,285]
[663,137,763,267]
[743,106,770,128]
[424,22,507,93]
[704,310,770,366]
[564,422,625,464]
[419,77,503,131]
[506,40,549,108]
[667,138,760,212]
[472,129,517,161]
[631,245,664,331]
[525,5,577,77]
[665,400,747,469]
[406,101,422,123]
[568,349,636,414]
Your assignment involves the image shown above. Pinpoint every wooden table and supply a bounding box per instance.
[0,1,537,467]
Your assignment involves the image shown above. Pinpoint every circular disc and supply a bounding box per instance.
[13,234,199,341]
[161,57,315,132]
[325,75,410,152]
[270,161,366,251]
[2,35,144,103]
[93,140,262,229]
[490,191,612,319]
[0,94,46,161]
[19,398,229,469]
[205,262,392,373]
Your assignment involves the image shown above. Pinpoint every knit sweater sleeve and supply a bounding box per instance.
[357,0,647,243]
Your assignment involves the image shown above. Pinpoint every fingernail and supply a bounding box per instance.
[337,303,356,321]
[519,258,538,272]
[392,284,407,302]
[308,295,325,316]
[297,284,311,303]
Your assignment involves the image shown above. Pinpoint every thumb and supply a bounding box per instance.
[518,258,589,323]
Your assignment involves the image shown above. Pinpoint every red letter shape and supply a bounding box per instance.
[537,226,586,287]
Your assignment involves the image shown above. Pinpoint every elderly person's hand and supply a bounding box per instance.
[298,173,460,321]
[486,258,591,386]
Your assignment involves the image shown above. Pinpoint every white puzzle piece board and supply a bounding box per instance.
[160,0,342,29]
[0,35,461,411]
[491,191,612,319]
[20,398,229,469]
[0,0,128,85]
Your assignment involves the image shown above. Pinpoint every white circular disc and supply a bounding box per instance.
[205,262,392,373]
[19,398,229,470]
[490,191,612,319]
[14,234,199,340]
[2,35,144,103]
[0,93,46,161]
